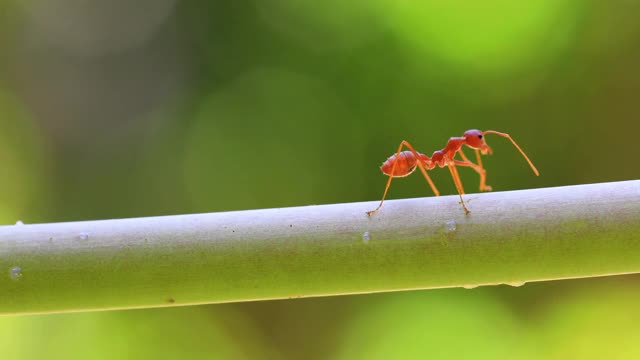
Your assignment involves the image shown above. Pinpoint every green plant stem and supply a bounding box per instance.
[1,180,639,315]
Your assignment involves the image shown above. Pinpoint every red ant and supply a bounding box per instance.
[366,130,539,216]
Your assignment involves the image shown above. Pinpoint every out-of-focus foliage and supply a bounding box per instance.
[0,0,639,358]
[0,306,281,360]
[335,289,532,359]
[0,90,48,223]
[376,0,581,75]
[539,284,640,359]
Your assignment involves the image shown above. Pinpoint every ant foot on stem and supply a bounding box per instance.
[458,201,471,215]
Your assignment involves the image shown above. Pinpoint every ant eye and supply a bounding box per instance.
[478,134,483,139]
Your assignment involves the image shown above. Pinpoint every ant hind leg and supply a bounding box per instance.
[447,163,470,215]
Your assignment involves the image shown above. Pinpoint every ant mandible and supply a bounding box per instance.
[366,130,539,216]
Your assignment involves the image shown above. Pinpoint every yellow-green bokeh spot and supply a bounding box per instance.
[378,0,581,74]
[335,290,533,359]
[0,306,280,360]
[540,285,640,360]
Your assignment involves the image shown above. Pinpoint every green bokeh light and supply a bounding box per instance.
[0,306,280,360]
[540,284,640,360]
[336,290,533,359]
[378,0,581,74]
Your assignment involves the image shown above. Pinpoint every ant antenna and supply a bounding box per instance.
[483,130,540,176]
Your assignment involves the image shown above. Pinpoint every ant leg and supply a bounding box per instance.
[399,141,440,197]
[447,163,470,215]
[367,140,439,216]
[474,149,492,191]
[367,141,406,216]
[366,172,395,216]
[453,159,492,193]
[456,149,492,192]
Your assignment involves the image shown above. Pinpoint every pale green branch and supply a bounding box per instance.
[1,180,639,315]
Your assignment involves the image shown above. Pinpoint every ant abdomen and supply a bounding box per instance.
[381,151,420,177]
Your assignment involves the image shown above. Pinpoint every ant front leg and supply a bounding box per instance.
[456,149,492,192]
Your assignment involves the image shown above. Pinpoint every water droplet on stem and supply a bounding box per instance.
[444,220,457,233]
[9,266,22,280]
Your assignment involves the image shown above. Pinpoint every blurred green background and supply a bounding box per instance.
[0,0,639,358]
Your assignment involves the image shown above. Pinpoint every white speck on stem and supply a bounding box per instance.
[78,232,90,240]
[362,231,371,244]
[506,281,526,287]
[15,220,24,226]
[9,266,22,280]
[444,220,457,233]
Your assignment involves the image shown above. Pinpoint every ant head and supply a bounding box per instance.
[463,129,492,154]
